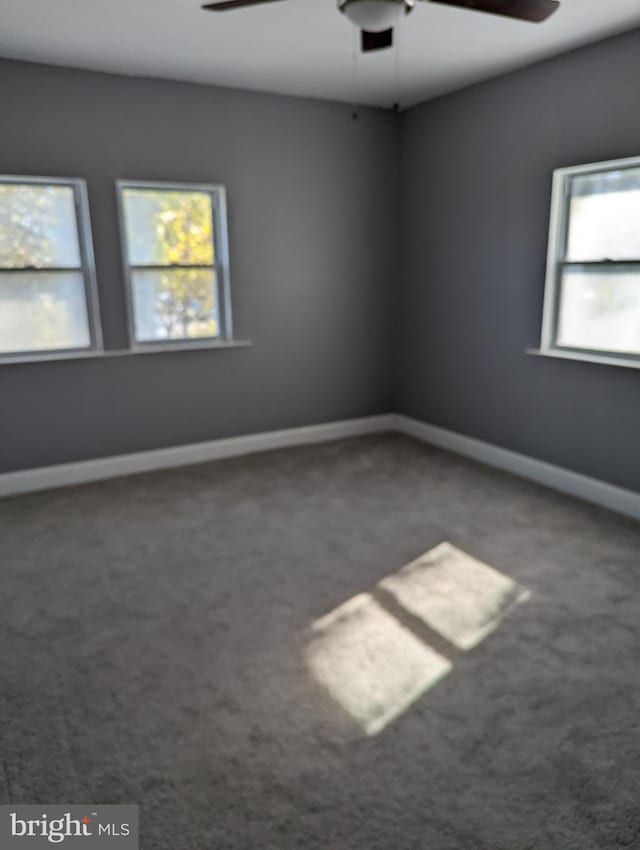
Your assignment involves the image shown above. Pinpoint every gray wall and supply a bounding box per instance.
[399,28,640,493]
[0,59,399,473]
[4,29,640,490]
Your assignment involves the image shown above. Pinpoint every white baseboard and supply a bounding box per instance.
[395,414,640,522]
[0,414,395,499]
[2,412,638,522]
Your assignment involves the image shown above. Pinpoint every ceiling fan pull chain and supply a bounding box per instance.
[393,21,401,111]
[352,25,360,120]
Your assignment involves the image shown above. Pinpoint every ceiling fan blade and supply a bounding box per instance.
[361,28,394,52]
[202,0,285,11]
[428,0,559,23]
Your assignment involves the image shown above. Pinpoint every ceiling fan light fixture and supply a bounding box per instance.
[339,0,408,32]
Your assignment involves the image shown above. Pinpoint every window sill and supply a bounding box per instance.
[527,347,640,370]
[0,339,252,366]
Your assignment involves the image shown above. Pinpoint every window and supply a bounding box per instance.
[0,176,101,358]
[118,181,232,347]
[541,156,640,364]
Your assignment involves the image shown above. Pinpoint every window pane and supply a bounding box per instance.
[130,269,219,342]
[0,184,82,269]
[0,272,90,353]
[122,189,214,266]
[566,167,640,261]
[556,269,640,355]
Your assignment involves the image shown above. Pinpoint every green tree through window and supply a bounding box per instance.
[122,187,220,343]
[0,181,93,355]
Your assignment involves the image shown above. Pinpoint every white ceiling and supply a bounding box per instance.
[1,0,639,109]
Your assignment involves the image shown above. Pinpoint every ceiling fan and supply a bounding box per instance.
[201,0,560,53]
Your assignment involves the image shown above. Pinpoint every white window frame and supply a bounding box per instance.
[0,174,102,362]
[539,154,640,369]
[116,179,233,351]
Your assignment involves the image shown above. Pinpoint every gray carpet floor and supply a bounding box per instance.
[1,433,639,849]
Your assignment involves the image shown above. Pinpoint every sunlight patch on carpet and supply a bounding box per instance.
[305,592,452,736]
[379,542,530,651]
[305,542,529,735]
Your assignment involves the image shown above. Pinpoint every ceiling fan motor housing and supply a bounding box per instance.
[338,0,414,33]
